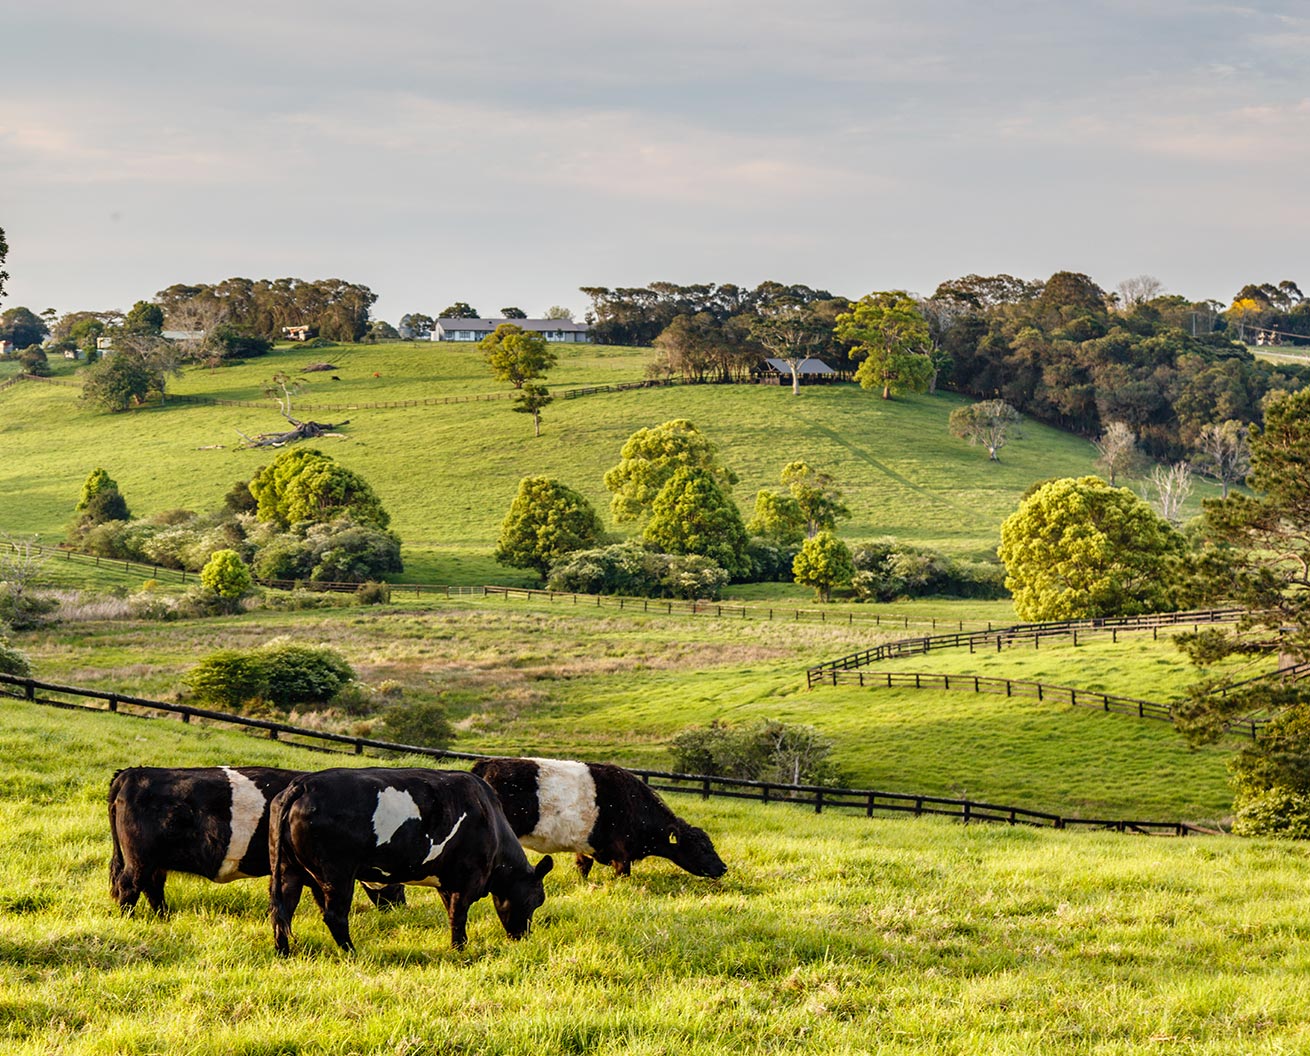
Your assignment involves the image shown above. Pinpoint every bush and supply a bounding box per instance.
[669,719,846,787]
[0,584,58,630]
[0,637,31,676]
[260,642,354,710]
[200,550,254,610]
[185,650,269,711]
[261,587,350,611]
[744,538,800,582]
[1232,788,1310,838]
[545,541,728,600]
[355,580,391,605]
[378,699,457,749]
[850,538,1008,601]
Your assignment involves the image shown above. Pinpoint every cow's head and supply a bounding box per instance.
[667,824,727,878]
[493,855,553,939]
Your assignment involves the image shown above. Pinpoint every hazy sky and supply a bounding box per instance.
[3,1,1307,324]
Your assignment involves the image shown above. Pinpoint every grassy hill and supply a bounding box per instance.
[3,694,1310,1055]
[0,341,1228,585]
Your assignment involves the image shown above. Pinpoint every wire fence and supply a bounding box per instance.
[0,673,1207,837]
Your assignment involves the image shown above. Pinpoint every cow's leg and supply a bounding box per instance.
[361,883,407,911]
[114,868,143,916]
[445,891,470,949]
[144,869,169,915]
[270,869,304,957]
[612,859,631,878]
[319,876,358,954]
[574,854,594,879]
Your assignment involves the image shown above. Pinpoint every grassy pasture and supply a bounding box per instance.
[12,600,1237,823]
[0,341,1230,584]
[2,697,1310,1054]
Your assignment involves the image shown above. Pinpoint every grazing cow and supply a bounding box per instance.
[108,766,405,916]
[269,767,552,954]
[471,757,727,880]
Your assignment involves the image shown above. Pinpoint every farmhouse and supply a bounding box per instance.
[758,357,839,384]
[432,318,591,343]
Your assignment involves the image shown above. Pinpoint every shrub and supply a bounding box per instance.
[792,531,855,602]
[744,538,800,582]
[261,587,350,611]
[545,541,728,600]
[200,549,254,610]
[850,539,1008,601]
[355,580,391,605]
[0,637,32,676]
[378,699,457,749]
[260,643,354,710]
[1232,788,1310,838]
[657,554,729,600]
[670,719,846,787]
[0,584,58,630]
[305,522,403,583]
[185,650,269,711]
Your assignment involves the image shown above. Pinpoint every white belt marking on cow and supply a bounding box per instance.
[422,812,467,863]
[215,768,265,883]
[521,758,598,855]
[373,787,421,846]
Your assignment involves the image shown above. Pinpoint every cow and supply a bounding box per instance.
[108,766,405,916]
[471,757,727,880]
[269,767,552,954]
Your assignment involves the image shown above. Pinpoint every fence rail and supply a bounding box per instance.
[806,607,1246,686]
[0,673,1205,837]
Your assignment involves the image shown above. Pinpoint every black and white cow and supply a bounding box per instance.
[471,757,727,880]
[107,766,405,916]
[269,767,552,954]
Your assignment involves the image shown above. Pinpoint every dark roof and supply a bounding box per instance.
[763,357,835,375]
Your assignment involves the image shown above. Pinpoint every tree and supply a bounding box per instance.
[75,468,131,525]
[480,323,557,390]
[1115,275,1164,310]
[513,382,553,438]
[1093,421,1141,485]
[544,306,573,320]
[1171,391,1310,833]
[248,448,391,529]
[948,400,1023,461]
[997,476,1184,621]
[1148,461,1193,526]
[123,300,164,335]
[399,313,434,338]
[438,302,479,319]
[80,350,160,412]
[643,467,748,578]
[200,549,254,612]
[494,476,604,578]
[1192,420,1251,498]
[0,226,8,308]
[603,419,739,524]
[792,531,855,602]
[362,320,400,343]
[746,490,806,546]
[834,291,934,399]
[750,305,826,395]
[501,306,527,319]
[0,306,49,349]
[779,462,849,538]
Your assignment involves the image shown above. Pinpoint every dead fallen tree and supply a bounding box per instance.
[237,371,350,447]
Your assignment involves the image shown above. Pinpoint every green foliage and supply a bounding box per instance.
[835,291,934,399]
[850,539,1008,601]
[354,580,391,605]
[670,719,847,787]
[378,699,457,748]
[0,305,48,348]
[18,345,51,376]
[512,380,553,436]
[0,636,31,675]
[603,419,739,524]
[780,461,849,537]
[199,549,253,608]
[249,448,391,530]
[123,300,164,335]
[494,476,604,579]
[948,400,1022,461]
[438,301,479,318]
[184,649,269,710]
[998,476,1184,621]
[480,323,557,390]
[74,467,131,526]
[746,490,806,546]
[205,324,272,360]
[545,541,729,600]
[791,530,855,602]
[80,347,162,411]
[644,467,749,579]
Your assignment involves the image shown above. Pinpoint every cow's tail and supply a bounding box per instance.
[268,780,306,955]
[107,770,127,905]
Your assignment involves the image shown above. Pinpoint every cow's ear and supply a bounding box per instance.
[535,855,554,879]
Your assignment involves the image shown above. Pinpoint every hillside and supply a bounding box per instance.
[0,341,1225,585]
[2,694,1310,1055]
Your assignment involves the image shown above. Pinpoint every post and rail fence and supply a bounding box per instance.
[0,672,1206,837]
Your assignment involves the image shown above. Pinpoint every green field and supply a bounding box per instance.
[0,341,1229,584]
[2,695,1310,1055]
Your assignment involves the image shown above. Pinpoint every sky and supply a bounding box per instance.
[2,1,1308,325]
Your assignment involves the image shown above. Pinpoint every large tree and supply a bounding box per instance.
[792,530,855,602]
[480,323,557,390]
[997,476,1184,621]
[750,305,827,394]
[494,476,604,578]
[643,467,748,578]
[80,338,177,411]
[248,448,391,530]
[834,291,934,399]
[0,226,8,307]
[948,400,1022,462]
[603,419,738,524]
[0,306,49,350]
[438,302,479,319]
[1192,419,1251,498]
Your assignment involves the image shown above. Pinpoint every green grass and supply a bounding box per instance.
[11,600,1237,823]
[0,342,1230,584]
[2,696,1310,1054]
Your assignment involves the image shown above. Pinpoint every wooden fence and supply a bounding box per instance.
[0,673,1205,836]
[806,608,1246,687]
